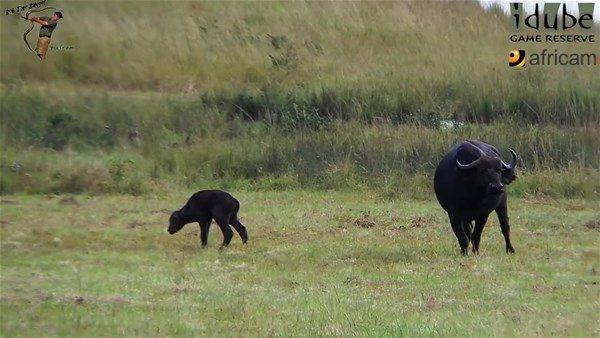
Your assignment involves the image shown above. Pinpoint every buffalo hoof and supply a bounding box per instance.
[506,246,515,254]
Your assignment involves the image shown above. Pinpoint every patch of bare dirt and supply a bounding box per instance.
[426,296,437,311]
[353,215,376,228]
[533,284,556,294]
[3,241,22,247]
[58,196,79,206]
[60,295,131,305]
[565,204,586,211]
[583,218,600,230]
[172,287,200,294]
[101,296,131,304]
[408,216,432,228]
[522,195,556,206]
[409,216,427,228]
[0,199,18,205]
[127,221,146,229]
[120,209,143,214]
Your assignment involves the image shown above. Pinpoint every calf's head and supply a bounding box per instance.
[168,210,186,234]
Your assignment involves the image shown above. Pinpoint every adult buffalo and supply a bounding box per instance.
[434,140,518,254]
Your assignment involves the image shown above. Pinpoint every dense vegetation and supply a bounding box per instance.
[0,1,598,197]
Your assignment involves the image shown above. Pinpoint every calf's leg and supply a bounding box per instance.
[198,219,211,247]
[215,217,234,249]
[229,216,248,243]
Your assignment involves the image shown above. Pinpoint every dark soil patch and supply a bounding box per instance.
[58,196,79,206]
[353,215,376,228]
[409,216,427,228]
[120,209,140,214]
[127,221,146,229]
[426,296,437,311]
[583,218,600,230]
[0,199,18,205]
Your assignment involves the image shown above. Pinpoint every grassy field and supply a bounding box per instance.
[1,191,598,336]
[1,1,599,335]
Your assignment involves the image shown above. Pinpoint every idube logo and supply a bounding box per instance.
[509,50,526,68]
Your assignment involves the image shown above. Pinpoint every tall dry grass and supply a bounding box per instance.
[1,1,598,123]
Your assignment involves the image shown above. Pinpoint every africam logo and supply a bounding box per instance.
[509,49,599,68]
[509,50,526,67]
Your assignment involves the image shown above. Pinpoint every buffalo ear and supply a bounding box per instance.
[501,168,517,184]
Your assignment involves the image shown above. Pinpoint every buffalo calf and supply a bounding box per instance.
[168,190,248,248]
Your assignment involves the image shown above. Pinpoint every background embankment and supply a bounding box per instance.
[1,1,598,197]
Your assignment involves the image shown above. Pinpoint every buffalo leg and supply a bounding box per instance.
[495,197,515,254]
[449,215,469,255]
[471,215,489,254]
[229,216,248,244]
[215,217,234,249]
[198,219,211,247]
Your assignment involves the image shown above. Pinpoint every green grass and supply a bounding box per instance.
[1,1,598,335]
[1,191,599,336]
[1,86,598,198]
